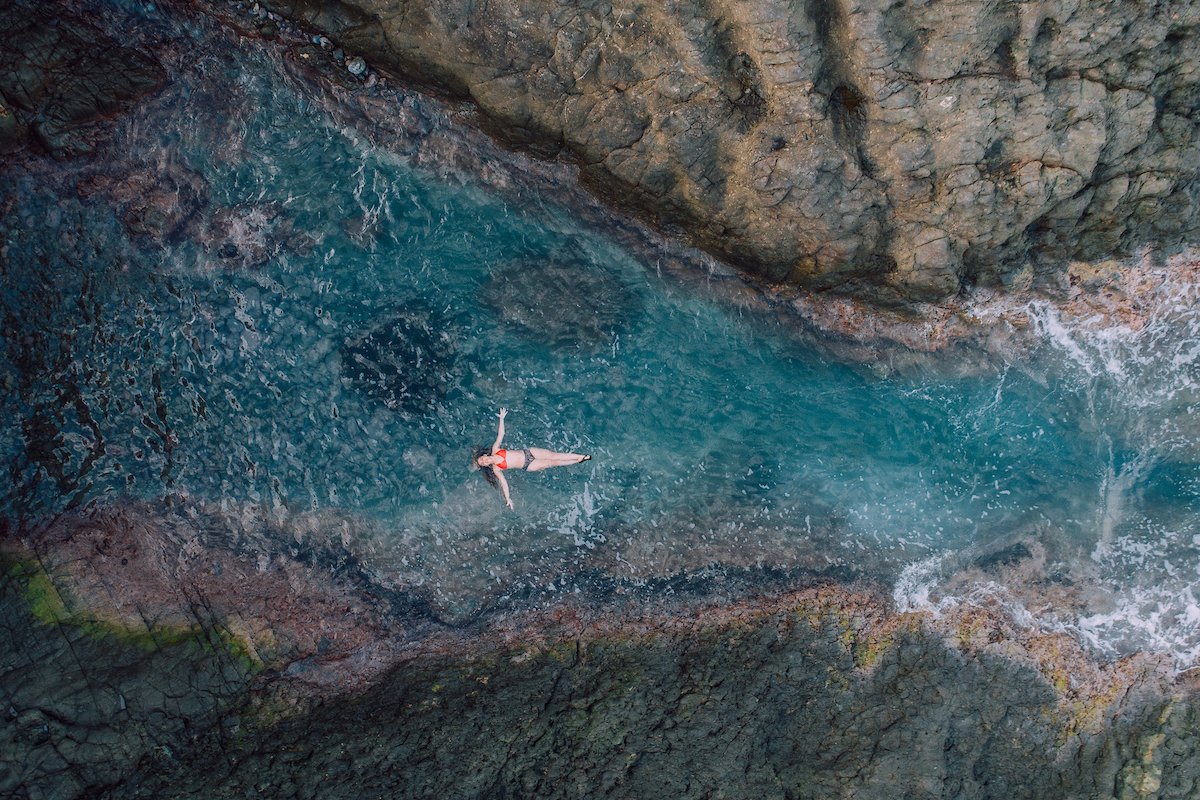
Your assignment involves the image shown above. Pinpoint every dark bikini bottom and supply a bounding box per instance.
[522,447,535,469]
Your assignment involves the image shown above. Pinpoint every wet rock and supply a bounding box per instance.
[480,243,640,350]
[346,55,367,77]
[0,95,20,153]
[340,303,464,414]
[201,201,303,266]
[76,163,211,243]
[973,541,1034,572]
[254,0,1200,306]
[0,1,166,156]
[588,487,864,588]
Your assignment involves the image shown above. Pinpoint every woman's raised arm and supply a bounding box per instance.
[490,407,507,453]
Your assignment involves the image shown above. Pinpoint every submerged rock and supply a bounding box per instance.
[340,303,464,414]
[253,0,1199,306]
[199,201,312,266]
[480,243,640,350]
[76,163,211,243]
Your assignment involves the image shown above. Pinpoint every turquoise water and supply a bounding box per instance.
[2,5,1198,661]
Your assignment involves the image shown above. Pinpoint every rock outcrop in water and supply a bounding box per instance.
[480,243,641,350]
[0,2,166,156]
[244,0,1200,305]
[4,506,1200,799]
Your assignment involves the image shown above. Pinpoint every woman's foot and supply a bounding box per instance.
[580,454,591,462]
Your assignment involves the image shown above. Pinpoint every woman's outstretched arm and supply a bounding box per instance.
[491,407,507,453]
[496,469,514,509]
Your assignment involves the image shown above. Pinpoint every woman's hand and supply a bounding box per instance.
[506,498,515,510]
[499,407,508,420]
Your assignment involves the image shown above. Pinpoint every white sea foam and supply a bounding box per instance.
[1075,584,1200,667]
[1025,254,1200,668]
[550,480,606,548]
[891,252,1200,670]
[893,553,955,614]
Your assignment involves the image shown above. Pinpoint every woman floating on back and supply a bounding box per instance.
[474,408,591,509]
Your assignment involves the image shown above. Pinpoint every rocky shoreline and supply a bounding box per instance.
[4,500,1199,798]
[4,0,1195,357]
[184,0,1200,360]
[234,0,1199,306]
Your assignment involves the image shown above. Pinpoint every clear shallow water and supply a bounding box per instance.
[2,4,1198,661]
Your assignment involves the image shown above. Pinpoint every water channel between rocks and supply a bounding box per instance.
[2,2,1198,666]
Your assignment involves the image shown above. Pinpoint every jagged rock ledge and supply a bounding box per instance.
[3,502,1199,798]
[5,0,1191,360]
[214,0,1199,306]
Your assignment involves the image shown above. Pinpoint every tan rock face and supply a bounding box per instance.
[260,0,1199,304]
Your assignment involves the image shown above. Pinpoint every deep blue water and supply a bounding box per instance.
[2,3,1198,661]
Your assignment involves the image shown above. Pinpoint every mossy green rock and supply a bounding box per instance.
[0,560,257,799]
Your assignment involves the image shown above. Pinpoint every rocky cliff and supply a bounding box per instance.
[246,0,1200,305]
[5,506,1199,799]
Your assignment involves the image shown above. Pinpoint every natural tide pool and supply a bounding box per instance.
[2,2,1199,664]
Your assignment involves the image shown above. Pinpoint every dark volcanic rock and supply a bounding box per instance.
[0,561,256,800]
[104,593,1200,800]
[253,0,1200,304]
[0,501,408,797]
[0,1,166,156]
[973,540,1034,571]
[0,96,19,153]
[5,504,1200,799]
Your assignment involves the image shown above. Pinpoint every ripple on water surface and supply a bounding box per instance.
[1,4,1199,661]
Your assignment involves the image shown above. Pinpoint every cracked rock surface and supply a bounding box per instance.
[0,1,166,156]
[4,504,1200,799]
[252,0,1199,304]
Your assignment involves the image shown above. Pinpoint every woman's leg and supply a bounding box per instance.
[525,447,589,472]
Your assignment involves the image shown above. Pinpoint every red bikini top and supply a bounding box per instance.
[494,449,507,470]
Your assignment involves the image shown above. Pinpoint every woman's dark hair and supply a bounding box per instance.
[473,446,498,488]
